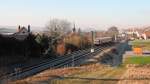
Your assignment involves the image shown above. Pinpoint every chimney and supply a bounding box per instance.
[28,25,30,32]
[18,25,21,32]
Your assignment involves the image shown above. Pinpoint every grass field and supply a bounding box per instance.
[130,40,150,50]
[12,64,126,84]
[49,66,126,84]
[124,56,150,64]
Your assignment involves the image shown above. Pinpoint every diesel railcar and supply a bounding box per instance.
[94,37,113,45]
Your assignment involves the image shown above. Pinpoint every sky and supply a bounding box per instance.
[0,0,150,30]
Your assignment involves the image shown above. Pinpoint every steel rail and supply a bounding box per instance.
[0,43,114,83]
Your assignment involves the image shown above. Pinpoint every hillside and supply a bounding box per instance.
[0,28,16,33]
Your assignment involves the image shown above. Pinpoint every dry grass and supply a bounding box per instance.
[118,65,150,84]
[10,64,107,84]
[48,66,126,84]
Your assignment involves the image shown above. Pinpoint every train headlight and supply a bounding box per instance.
[91,49,94,53]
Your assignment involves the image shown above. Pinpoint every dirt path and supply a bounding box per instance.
[118,65,150,84]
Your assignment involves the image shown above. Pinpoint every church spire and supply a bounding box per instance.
[73,23,76,33]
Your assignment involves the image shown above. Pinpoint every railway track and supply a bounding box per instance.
[0,46,89,78]
[0,43,115,83]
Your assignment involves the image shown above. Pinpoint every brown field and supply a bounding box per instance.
[10,64,125,84]
[118,65,150,84]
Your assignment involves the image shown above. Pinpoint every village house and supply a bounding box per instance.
[124,28,147,40]
[144,27,150,39]
[1,25,31,41]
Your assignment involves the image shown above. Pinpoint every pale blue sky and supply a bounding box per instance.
[0,0,150,30]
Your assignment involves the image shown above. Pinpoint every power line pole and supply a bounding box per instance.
[91,31,95,53]
[72,55,75,67]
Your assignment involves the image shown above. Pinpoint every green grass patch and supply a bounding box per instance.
[124,56,150,64]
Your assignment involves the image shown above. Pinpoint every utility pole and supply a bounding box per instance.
[72,23,75,67]
[114,34,117,42]
[91,31,94,53]
[78,28,83,49]
[72,55,75,67]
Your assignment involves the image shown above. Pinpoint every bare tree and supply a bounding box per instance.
[46,18,71,37]
[107,26,119,37]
